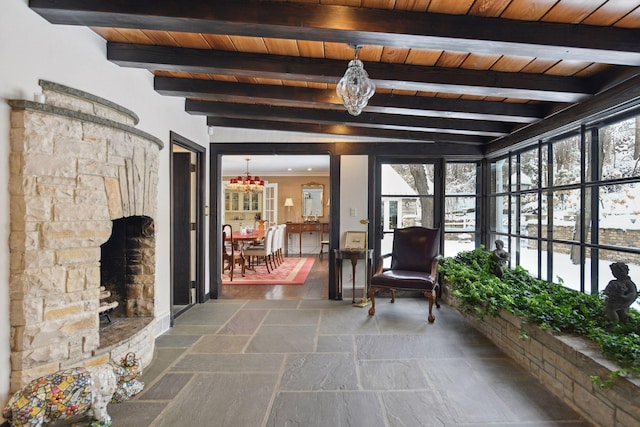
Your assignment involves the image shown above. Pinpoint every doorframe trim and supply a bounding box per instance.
[170,131,206,325]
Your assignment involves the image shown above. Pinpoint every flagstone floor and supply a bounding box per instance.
[108,298,592,426]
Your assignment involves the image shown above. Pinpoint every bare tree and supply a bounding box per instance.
[391,164,433,227]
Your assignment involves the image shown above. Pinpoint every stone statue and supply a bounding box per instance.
[491,239,510,278]
[604,262,638,323]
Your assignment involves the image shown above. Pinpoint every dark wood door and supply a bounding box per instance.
[172,152,191,305]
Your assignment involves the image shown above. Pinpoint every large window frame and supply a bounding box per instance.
[487,108,640,310]
[443,161,481,257]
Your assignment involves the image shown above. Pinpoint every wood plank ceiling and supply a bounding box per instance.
[29,0,640,153]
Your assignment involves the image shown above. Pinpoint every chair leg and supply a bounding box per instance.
[390,289,396,303]
[239,258,246,277]
[424,290,436,323]
[368,286,376,316]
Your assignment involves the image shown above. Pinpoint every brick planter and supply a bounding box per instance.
[441,284,640,427]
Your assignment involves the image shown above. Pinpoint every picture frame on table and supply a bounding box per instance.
[344,231,367,250]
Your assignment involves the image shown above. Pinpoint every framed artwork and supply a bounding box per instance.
[344,231,367,250]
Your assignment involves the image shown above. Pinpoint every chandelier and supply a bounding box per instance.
[228,158,264,193]
[336,45,376,116]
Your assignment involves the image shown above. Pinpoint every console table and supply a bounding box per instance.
[285,222,329,256]
[334,248,373,304]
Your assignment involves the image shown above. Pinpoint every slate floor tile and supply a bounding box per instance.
[279,353,358,390]
[267,391,387,427]
[246,324,317,353]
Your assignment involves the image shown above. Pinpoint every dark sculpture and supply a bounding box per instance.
[491,239,510,278]
[604,262,638,323]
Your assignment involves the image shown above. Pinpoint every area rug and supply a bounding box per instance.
[223,257,315,285]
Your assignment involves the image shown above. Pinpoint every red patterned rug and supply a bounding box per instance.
[223,257,315,285]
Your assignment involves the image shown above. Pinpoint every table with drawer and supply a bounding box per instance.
[285,222,329,256]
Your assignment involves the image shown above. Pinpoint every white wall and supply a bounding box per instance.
[340,156,370,294]
[0,0,209,408]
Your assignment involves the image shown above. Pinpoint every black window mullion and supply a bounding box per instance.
[590,127,600,295]
[546,140,554,284]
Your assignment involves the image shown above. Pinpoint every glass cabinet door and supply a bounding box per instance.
[250,193,259,211]
[231,192,240,211]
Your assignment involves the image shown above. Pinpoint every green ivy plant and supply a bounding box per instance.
[439,248,640,382]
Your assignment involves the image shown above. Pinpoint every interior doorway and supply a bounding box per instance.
[210,145,339,300]
[171,132,206,323]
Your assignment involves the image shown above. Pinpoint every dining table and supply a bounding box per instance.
[227,229,264,249]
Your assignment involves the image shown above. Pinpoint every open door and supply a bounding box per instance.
[171,132,206,322]
[172,152,192,306]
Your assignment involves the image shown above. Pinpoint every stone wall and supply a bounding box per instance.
[526,224,640,264]
[442,290,640,427]
[8,80,162,391]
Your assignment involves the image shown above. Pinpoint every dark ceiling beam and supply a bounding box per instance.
[156,76,546,123]
[30,0,640,66]
[206,117,489,145]
[110,44,591,102]
[487,74,640,156]
[188,100,510,137]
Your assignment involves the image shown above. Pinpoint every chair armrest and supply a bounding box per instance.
[431,254,442,279]
[374,253,392,274]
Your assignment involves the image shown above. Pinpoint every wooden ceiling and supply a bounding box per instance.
[29,0,640,153]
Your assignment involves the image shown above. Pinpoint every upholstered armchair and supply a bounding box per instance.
[368,227,441,323]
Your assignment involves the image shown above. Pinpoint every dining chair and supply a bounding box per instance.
[368,227,441,323]
[244,225,276,273]
[273,224,286,265]
[222,224,245,281]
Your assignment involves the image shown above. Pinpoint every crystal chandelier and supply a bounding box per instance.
[228,158,264,193]
[336,45,376,116]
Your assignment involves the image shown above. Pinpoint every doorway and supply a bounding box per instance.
[375,159,442,267]
[210,144,339,300]
[171,132,206,322]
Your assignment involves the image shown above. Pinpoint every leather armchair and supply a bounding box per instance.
[368,227,441,323]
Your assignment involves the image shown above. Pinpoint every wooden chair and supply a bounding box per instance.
[368,227,441,323]
[319,239,329,259]
[273,224,286,265]
[222,224,245,281]
[244,225,276,273]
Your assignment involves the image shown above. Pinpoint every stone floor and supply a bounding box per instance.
[108,298,592,426]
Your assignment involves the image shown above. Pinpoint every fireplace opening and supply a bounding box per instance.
[100,216,155,322]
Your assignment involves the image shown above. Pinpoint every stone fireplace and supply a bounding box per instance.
[8,80,162,391]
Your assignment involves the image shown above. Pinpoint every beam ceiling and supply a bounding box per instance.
[29,0,640,150]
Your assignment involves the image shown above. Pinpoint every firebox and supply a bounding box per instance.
[101,216,155,319]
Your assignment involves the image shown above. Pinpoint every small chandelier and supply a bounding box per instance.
[336,45,376,116]
[228,158,264,193]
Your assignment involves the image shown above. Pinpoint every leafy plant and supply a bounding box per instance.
[439,249,640,376]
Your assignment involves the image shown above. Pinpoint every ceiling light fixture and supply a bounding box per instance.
[228,158,264,193]
[336,45,375,116]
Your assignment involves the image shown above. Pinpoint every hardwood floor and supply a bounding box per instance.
[220,254,329,300]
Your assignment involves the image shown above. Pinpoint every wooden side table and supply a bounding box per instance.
[334,248,373,305]
[285,222,328,256]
